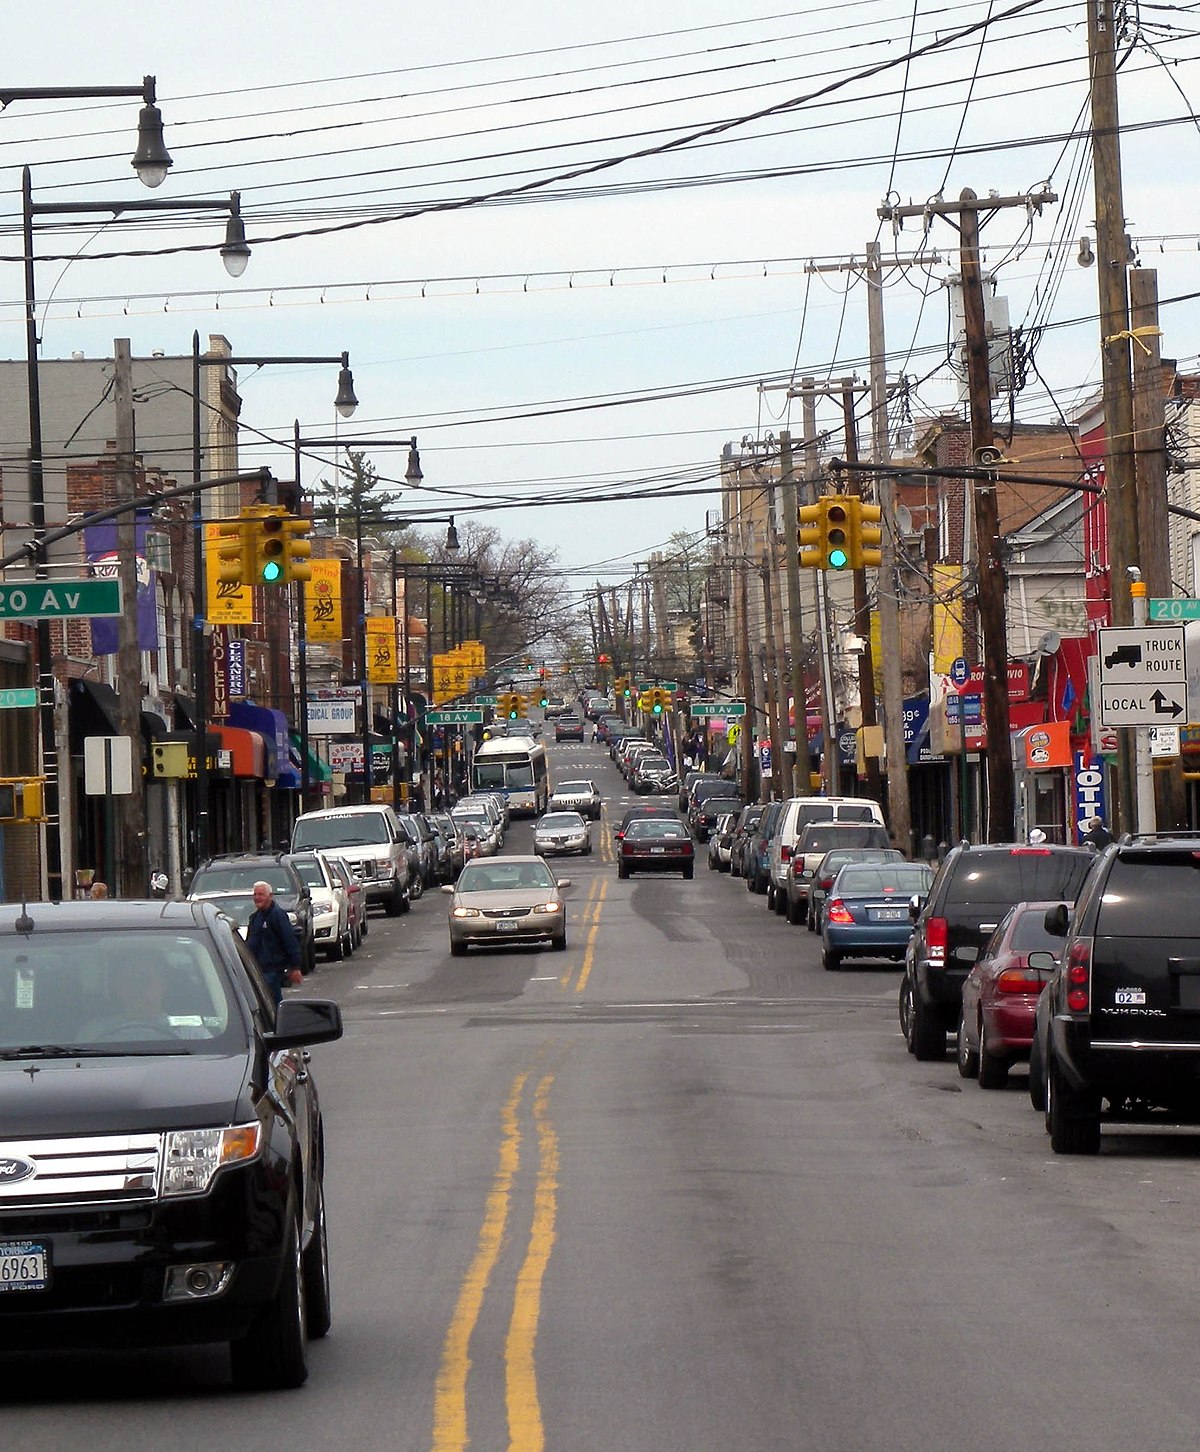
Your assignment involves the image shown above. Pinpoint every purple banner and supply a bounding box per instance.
[85,522,158,654]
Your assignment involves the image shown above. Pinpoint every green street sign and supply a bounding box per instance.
[475,695,498,706]
[691,701,746,719]
[634,679,678,693]
[0,579,122,620]
[426,708,484,725]
[0,688,37,709]
[1149,598,1200,622]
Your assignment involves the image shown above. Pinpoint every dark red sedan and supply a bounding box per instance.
[617,817,695,880]
[957,900,1062,1088]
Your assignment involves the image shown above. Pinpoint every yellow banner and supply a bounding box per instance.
[306,559,342,644]
[366,616,398,684]
[869,609,882,693]
[205,523,253,625]
[432,650,472,704]
[458,639,486,673]
[931,564,965,675]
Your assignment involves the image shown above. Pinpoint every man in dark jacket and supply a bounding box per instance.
[247,880,302,1006]
[1083,815,1114,850]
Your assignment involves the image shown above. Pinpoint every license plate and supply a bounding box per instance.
[651,846,666,854]
[496,920,519,933]
[871,908,907,922]
[0,1241,50,1293]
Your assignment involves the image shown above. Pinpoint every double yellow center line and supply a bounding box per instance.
[561,876,607,993]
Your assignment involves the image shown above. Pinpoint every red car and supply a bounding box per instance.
[957,900,1062,1088]
[617,817,695,880]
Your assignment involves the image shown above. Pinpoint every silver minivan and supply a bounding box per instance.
[766,796,886,914]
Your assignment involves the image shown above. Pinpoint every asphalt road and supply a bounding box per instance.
[8,734,1200,1449]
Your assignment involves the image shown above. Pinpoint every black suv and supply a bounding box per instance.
[900,842,1091,1061]
[0,899,343,1388]
[1033,833,1200,1154]
[188,852,317,975]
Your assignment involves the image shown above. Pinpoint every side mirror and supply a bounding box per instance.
[441,883,454,893]
[266,998,343,1050]
[908,893,925,921]
[1043,902,1070,937]
[1027,950,1057,972]
[556,878,572,891]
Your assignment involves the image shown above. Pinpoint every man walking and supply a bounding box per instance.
[247,880,303,1006]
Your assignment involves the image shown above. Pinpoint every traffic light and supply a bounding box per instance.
[797,496,855,570]
[500,692,520,720]
[825,499,850,570]
[0,778,45,822]
[517,694,530,720]
[852,498,883,568]
[215,518,251,585]
[281,517,313,582]
[242,504,287,584]
[615,675,631,699]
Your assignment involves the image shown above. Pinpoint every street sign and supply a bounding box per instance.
[0,578,122,620]
[1149,725,1181,758]
[474,695,498,706]
[634,679,678,693]
[1097,625,1187,726]
[0,688,37,709]
[1149,598,1200,622]
[950,656,969,686]
[426,707,484,725]
[691,701,746,719]
[83,735,133,797]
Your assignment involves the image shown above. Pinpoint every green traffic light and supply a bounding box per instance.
[828,548,848,569]
[262,560,283,582]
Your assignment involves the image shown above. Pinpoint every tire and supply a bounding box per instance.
[899,978,916,1054]
[910,988,948,1061]
[303,1181,333,1340]
[230,1210,308,1390]
[821,948,840,972]
[1028,1031,1045,1111]
[707,854,717,871]
[551,932,567,952]
[618,862,629,880]
[302,940,316,977]
[1046,1053,1101,1154]
[977,1022,1009,1089]
[786,892,803,925]
[774,887,787,916]
[409,873,424,902]
[450,938,468,957]
[956,1013,979,1079]
[330,929,345,962]
[765,884,776,911]
[386,883,409,917]
[683,866,694,880]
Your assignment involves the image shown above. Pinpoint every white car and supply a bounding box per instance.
[290,850,354,960]
[548,779,602,820]
[533,811,591,857]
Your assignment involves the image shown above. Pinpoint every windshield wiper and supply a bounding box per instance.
[0,1044,112,1060]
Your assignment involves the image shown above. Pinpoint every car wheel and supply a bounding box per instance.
[551,932,567,951]
[1028,1031,1045,1112]
[330,929,345,962]
[765,883,776,911]
[910,989,947,1061]
[386,883,409,917]
[774,887,787,916]
[977,1021,1009,1089]
[821,948,840,972]
[617,862,629,879]
[1046,1052,1101,1154]
[956,1013,979,1079]
[303,1180,333,1340]
[785,892,803,925]
[898,978,916,1054]
[230,1209,308,1390]
[450,938,468,958]
[409,873,424,902]
[683,865,694,880]
[360,914,369,939]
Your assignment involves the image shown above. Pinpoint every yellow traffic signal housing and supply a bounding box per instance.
[854,498,884,569]
[282,517,313,582]
[243,504,288,585]
[215,518,250,585]
[0,777,46,822]
[151,740,190,779]
[825,498,851,570]
[798,501,826,569]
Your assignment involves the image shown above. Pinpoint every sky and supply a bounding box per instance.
[4,0,1200,617]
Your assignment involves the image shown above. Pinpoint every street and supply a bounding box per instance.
[6,735,1200,1448]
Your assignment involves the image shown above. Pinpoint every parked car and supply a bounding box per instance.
[806,847,906,932]
[679,770,719,813]
[444,855,570,954]
[593,715,625,745]
[0,898,343,1388]
[1032,833,1200,1153]
[783,822,894,925]
[548,779,602,820]
[451,805,502,856]
[430,814,466,880]
[617,817,695,879]
[614,803,679,840]
[767,796,886,915]
[821,861,934,971]
[688,781,743,842]
[728,805,764,879]
[745,801,785,895]
[188,852,316,975]
[554,713,585,742]
[392,815,429,900]
[289,849,354,961]
[707,811,739,872]
[291,805,411,916]
[533,811,592,856]
[326,854,367,946]
[899,842,1092,1062]
[957,900,1062,1088]
[631,754,676,795]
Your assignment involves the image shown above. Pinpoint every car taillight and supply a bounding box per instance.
[996,968,1044,994]
[1066,940,1091,1013]
[780,845,792,862]
[826,899,854,925]
[818,876,834,890]
[622,842,633,856]
[925,916,948,963]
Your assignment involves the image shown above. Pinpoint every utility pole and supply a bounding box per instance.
[840,380,881,802]
[879,188,1055,842]
[736,559,756,801]
[801,385,836,795]
[760,551,784,799]
[113,339,147,897]
[778,431,809,796]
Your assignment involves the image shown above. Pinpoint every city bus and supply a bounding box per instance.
[470,735,549,816]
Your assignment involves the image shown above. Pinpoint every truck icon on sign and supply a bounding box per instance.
[1104,644,1142,670]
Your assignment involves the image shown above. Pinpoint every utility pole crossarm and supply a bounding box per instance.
[877,187,1056,224]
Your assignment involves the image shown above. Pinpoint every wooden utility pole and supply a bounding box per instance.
[841,381,881,802]
[1087,0,1139,831]
[114,340,147,897]
[736,560,757,801]
[778,430,809,796]
[760,551,784,799]
[878,188,1055,842]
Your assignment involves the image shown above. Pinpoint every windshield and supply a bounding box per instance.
[293,813,391,849]
[555,782,594,795]
[192,863,294,895]
[473,763,507,790]
[457,862,556,893]
[539,814,584,830]
[627,820,689,839]
[0,930,243,1055]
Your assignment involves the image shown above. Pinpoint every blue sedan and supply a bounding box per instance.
[820,861,934,971]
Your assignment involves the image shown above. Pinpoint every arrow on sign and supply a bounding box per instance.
[1152,689,1184,718]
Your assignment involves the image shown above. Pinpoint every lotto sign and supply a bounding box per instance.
[306,559,342,644]
[1072,752,1107,843]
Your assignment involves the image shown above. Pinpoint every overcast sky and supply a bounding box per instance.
[4,1,1200,612]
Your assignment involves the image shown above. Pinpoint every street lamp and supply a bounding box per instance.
[21,168,249,899]
[1,76,173,188]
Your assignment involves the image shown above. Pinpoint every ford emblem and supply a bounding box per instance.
[0,1156,36,1185]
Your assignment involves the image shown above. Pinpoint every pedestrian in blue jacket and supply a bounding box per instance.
[247,880,302,1006]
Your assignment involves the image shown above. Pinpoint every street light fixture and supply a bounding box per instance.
[1,76,172,188]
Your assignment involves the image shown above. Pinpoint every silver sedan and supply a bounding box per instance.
[533,810,592,857]
[443,856,571,955]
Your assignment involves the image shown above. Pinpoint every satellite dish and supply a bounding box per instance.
[1036,630,1061,656]
[895,504,913,535]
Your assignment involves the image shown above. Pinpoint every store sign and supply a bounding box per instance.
[1072,751,1107,843]
[227,638,246,698]
[306,698,357,736]
[210,626,230,722]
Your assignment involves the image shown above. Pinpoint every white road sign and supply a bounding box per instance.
[1097,625,1187,726]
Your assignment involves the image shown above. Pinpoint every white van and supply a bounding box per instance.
[766,796,886,913]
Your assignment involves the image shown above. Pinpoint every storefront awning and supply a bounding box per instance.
[211,725,266,778]
[290,733,332,783]
[229,700,300,788]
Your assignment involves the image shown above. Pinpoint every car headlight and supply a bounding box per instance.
[162,1122,262,1197]
[452,906,482,918]
[532,900,562,914]
[378,858,394,876]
